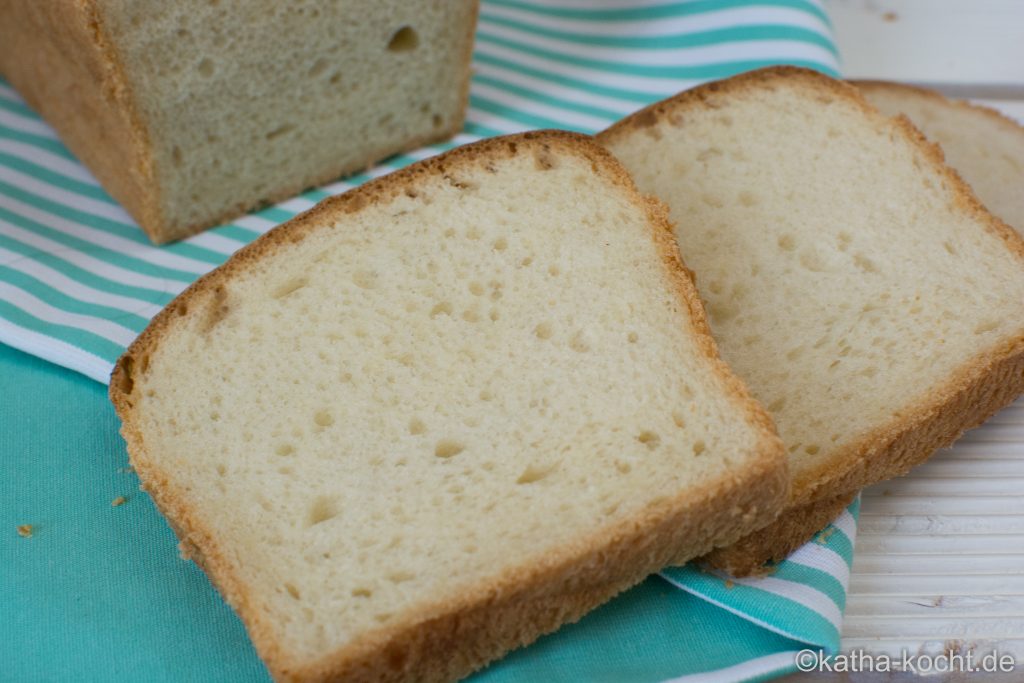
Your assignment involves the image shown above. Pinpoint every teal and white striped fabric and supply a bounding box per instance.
[0,2,852,680]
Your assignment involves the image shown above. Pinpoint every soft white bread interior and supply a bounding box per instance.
[110,131,786,681]
[599,67,1024,575]
[856,80,1024,234]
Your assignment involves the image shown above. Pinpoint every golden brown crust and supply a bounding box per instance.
[0,0,160,234]
[0,0,479,244]
[110,130,788,681]
[598,65,1024,576]
[701,492,857,577]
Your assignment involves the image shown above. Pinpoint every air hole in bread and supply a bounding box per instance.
[351,588,372,598]
[388,572,415,584]
[468,281,484,296]
[493,237,508,251]
[767,398,786,413]
[799,250,827,272]
[197,58,214,77]
[276,444,295,456]
[853,253,878,273]
[434,440,464,458]
[201,285,230,333]
[432,114,443,128]
[739,190,758,206]
[265,124,295,140]
[943,241,957,255]
[462,309,479,323]
[171,146,183,167]
[430,302,452,317]
[975,320,999,334]
[804,444,821,455]
[307,58,328,77]
[534,149,558,170]
[479,390,494,402]
[308,496,340,526]
[672,411,686,428]
[489,308,500,322]
[271,277,307,299]
[548,264,561,276]
[692,440,706,456]
[314,410,334,427]
[115,358,134,396]
[534,322,553,340]
[777,234,796,251]
[387,26,418,52]
[637,431,660,450]
[628,332,638,343]
[215,464,226,477]
[285,583,301,600]
[569,331,590,353]
[352,270,378,289]
[517,463,555,484]
[520,256,533,267]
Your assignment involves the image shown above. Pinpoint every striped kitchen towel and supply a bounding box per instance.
[0,1,851,681]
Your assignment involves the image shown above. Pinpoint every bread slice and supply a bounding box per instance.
[855,80,1024,234]
[0,0,477,243]
[598,67,1024,576]
[109,131,786,681]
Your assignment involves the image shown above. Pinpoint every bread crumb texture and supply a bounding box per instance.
[857,81,1024,234]
[601,68,1024,497]
[113,133,781,677]
[50,0,475,241]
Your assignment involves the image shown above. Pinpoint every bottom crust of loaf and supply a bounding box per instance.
[700,491,857,577]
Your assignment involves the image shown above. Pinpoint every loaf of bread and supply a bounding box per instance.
[109,131,787,681]
[856,80,1024,234]
[0,0,478,244]
[599,67,1024,576]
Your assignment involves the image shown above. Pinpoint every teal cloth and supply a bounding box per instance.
[1,341,813,682]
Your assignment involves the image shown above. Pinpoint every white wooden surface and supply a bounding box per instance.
[829,0,1024,98]
[822,0,1024,673]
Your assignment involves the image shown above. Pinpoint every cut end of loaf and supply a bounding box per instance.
[3,0,480,244]
[110,130,786,681]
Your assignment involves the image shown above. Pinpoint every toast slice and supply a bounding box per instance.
[599,67,1024,576]
[855,80,1024,234]
[109,131,786,681]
